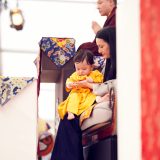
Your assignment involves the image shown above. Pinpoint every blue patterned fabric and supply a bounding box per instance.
[39,37,76,68]
[0,77,35,106]
[93,56,105,69]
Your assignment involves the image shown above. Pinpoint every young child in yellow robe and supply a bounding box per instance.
[58,49,103,120]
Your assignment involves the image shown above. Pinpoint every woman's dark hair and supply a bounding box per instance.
[73,49,94,65]
[96,26,116,81]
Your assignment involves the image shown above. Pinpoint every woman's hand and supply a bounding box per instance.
[96,93,110,103]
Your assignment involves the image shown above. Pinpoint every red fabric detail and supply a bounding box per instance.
[38,134,54,157]
[141,0,160,159]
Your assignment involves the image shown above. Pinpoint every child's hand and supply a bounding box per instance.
[86,77,93,83]
[74,81,89,88]
[66,82,74,89]
[67,82,83,89]
[68,82,79,89]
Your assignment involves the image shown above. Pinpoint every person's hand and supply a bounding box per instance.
[71,82,79,89]
[67,81,88,89]
[66,82,74,89]
[92,21,102,34]
[96,93,109,103]
[74,81,93,89]
[86,77,93,83]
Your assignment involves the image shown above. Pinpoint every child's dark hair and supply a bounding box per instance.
[73,49,94,65]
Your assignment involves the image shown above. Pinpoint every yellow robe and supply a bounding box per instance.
[58,70,103,119]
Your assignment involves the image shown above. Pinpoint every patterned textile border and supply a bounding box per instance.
[93,56,105,69]
[0,76,35,106]
[39,37,76,67]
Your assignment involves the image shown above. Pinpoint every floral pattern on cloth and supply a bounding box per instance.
[93,56,105,69]
[0,76,35,106]
[39,37,76,67]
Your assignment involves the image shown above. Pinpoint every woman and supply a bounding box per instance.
[50,27,116,160]
[79,26,116,127]
[96,26,116,81]
[78,26,116,90]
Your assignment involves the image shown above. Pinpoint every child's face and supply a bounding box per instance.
[75,59,93,76]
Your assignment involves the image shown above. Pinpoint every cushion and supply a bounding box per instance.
[80,80,117,134]
[81,101,112,131]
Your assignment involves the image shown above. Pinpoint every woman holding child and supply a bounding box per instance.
[51,26,116,160]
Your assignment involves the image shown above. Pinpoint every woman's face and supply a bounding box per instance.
[96,38,110,58]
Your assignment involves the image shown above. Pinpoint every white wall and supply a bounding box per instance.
[117,0,141,160]
[1,0,105,59]
[0,80,37,160]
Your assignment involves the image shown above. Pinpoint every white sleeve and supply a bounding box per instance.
[92,83,109,96]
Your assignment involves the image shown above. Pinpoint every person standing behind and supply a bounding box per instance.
[92,0,117,34]
[77,0,117,56]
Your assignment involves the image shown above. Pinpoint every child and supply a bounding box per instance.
[58,49,104,120]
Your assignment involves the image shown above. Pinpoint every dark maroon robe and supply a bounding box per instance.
[77,7,116,56]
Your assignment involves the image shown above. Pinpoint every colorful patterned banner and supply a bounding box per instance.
[0,77,35,106]
[39,37,76,67]
[141,0,160,159]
